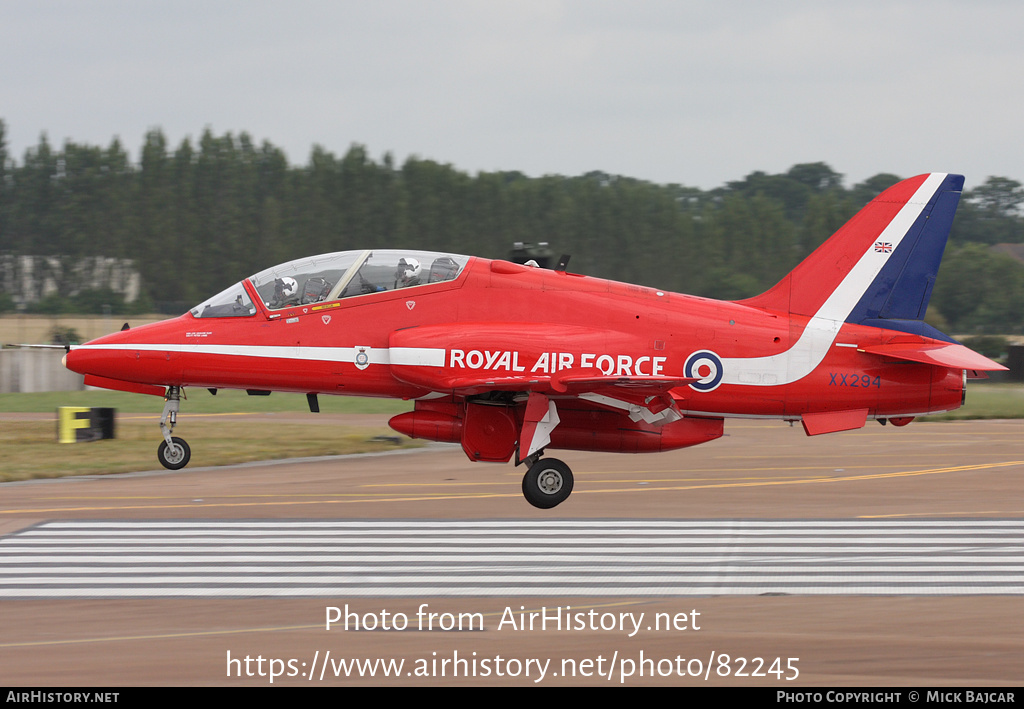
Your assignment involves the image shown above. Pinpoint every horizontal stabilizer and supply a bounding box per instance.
[801,409,868,436]
[858,343,1006,371]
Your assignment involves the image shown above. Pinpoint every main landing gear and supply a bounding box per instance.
[157,385,191,470]
[520,453,574,509]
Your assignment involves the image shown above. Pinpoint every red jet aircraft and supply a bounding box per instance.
[65,173,1004,508]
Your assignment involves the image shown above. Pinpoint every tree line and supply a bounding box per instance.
[0,119,1022,334]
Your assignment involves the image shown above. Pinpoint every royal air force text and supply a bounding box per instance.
[448,350,667,377]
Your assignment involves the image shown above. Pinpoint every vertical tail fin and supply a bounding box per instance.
[740,173,963,335]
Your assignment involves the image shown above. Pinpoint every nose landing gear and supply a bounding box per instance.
[157,386,191,470]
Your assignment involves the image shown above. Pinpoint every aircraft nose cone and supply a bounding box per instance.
[63,347,87,375]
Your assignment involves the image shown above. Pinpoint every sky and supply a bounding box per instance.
[2,0,1022,190]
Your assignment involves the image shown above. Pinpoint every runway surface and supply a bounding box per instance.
[4,519,1024,598]
[2,417,1023,685]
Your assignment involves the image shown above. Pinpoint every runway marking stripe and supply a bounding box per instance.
[22,519,1024,528]
[3,518,1023,598]
[2,554,1021,565]
[4,533,1022,547]
[11,528,1022,538]
[4,586,1023,598]
[5,562,1024,572]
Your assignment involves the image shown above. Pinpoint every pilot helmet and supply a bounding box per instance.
[396,258,421,285]
[275,277,298,298]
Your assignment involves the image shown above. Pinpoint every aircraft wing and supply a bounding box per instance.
[404,368,697,423]
[428,371,695,393]
[550,373,698,425]
[549,372,695,393]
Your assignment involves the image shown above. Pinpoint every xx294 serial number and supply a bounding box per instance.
[829,373,881,388]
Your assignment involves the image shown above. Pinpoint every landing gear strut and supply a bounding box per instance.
[521,455,574,509]
[157,386,191,470]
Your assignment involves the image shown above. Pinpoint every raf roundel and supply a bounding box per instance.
[685,350,724,392]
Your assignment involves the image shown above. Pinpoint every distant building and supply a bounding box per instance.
[0,255,141,309]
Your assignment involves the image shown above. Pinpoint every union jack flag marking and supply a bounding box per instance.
[874,242,892,253]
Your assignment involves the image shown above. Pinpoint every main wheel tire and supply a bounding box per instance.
[522,458,574,509]
[157,437,191,470]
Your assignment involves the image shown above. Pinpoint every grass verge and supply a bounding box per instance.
[1,419,421,482]
[0,388,412,414]
[4,383,1021,418]
[0,389,418,482]
[921,383,1024,420]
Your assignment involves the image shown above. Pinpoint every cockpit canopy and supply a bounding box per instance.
[190,249,469,318]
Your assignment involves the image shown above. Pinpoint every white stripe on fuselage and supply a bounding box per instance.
[719,173,946,387]
[71,343,446,367]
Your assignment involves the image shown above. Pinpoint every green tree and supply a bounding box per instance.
[952,177,1024,246]
[786,162,844,192]
[932,243,1024,332]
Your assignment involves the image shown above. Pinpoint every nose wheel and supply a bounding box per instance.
[158,437,191,470]
[521,457,574,509]
[157,385,191,471]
